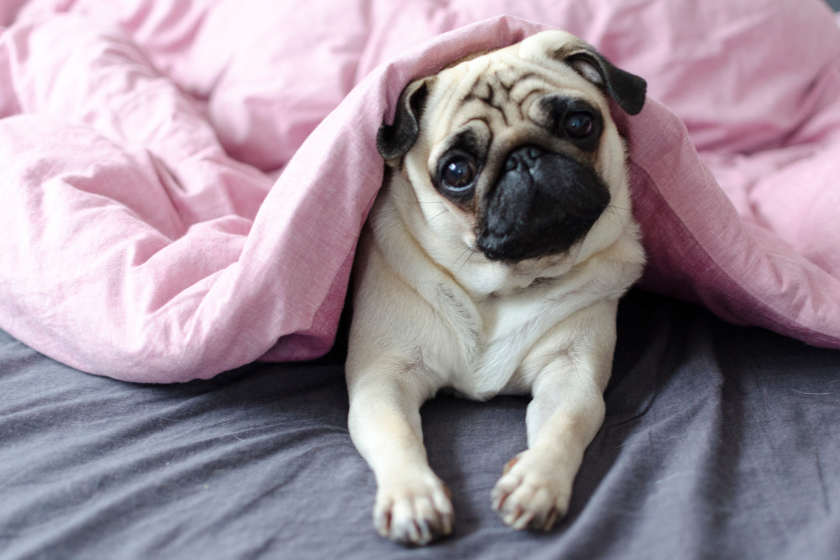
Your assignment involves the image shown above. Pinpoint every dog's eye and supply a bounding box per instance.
[441,157,476,191]
[564,112,594,139]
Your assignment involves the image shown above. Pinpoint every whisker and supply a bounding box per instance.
[390,196,444,205]
[455,249,476,275]
[600,202,631,217]
[419,208,449,231]
[569,181,631,215]
[447,247,472,272]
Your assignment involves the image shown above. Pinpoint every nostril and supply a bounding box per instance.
[504,146,545,173]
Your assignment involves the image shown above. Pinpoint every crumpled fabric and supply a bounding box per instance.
[1,0,839,382]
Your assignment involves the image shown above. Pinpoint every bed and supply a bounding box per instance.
[2,1,840,558]
[4,290,840,559]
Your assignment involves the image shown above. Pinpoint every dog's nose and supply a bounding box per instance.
[503,146,546,173]
[485,145,551,241]
[477,145,610,262]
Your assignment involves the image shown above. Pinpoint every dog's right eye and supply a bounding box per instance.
[441,157,477,191]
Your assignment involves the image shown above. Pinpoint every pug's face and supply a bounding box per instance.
[377,31,646,269]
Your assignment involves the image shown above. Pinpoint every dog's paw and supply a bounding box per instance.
[373,472,454,545]
[491,450,572,531]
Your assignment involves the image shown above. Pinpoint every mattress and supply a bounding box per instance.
[2,289,839,559]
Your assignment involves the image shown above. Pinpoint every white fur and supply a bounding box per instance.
[346,30,645,545]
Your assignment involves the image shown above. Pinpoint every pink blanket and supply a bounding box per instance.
[1,0,839,382]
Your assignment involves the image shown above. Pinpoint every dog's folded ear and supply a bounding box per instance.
[377,77,434,162]
[558,47,647,116]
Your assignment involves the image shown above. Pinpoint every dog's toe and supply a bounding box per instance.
[491,449,571,532]
[374,475,453,545]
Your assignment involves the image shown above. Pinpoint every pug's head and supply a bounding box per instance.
[377,30,646,269]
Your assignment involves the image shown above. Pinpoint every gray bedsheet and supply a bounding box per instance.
[2,289,839,560]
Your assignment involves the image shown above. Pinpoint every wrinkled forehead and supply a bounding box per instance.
[422,36,607,144]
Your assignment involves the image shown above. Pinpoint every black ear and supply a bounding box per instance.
[562,48,647,116]
[376,78,432,161]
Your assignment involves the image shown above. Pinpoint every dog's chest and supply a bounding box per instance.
[430,281,570,400]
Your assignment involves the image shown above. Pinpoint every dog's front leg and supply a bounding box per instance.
[347,368,453,545]
[491,300,616,531]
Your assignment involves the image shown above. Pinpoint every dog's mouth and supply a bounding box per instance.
[476,145,610,262]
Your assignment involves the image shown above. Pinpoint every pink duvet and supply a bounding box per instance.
[1,0,839,382]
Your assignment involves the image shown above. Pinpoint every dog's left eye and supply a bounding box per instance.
[564,112,594,139]
[441,157,476,191]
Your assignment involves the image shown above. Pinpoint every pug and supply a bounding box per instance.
[346,30,647,545]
